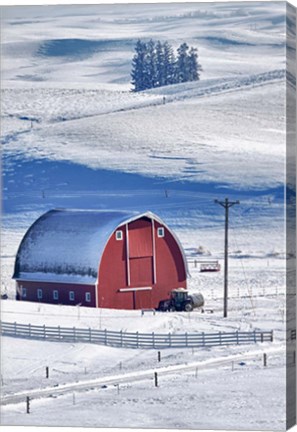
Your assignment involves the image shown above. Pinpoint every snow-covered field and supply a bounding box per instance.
[1,2,295,430]
[1,334,287,429]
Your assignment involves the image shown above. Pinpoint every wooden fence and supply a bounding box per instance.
[0,321,273,349]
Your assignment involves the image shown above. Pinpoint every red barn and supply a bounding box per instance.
[13,210,188,310]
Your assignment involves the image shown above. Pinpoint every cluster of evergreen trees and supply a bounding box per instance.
[131,40,202,92]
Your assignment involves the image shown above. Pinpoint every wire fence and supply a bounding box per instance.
[0,321,273,349]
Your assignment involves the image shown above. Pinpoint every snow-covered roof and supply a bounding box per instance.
[13,209,188,285]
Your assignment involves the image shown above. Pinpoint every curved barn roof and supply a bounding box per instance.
[13,209,188,285]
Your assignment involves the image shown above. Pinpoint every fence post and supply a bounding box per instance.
[43,325,46,339]
[219,331,222,345]
[89,328,92,342]
[236,331,239,345]
[263,353,267,367]
[136,331,139,348]
[158,351,161,362]
[168,333,171,348]
[104,329,107,345]
[73,327,76,342]
[261,332,264,343]
[270,331,273,342]
[46,366,49,379]
[202,332,205,347]
[194,260,197,268]
[120,330,123,347]
[14,322,17,336]
[253,330,257,343]
[185,332,188,347]
[154,372,158,387]
[152,332,155,349]
[58,326,61,339]
[195,367,198,378]
[26,396,30,414]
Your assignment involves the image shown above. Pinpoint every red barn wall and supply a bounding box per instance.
[16,280,96,307]
[153,220,187,304]
[98,217,187,310]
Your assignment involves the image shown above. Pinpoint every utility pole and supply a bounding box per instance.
[215,198,240,318]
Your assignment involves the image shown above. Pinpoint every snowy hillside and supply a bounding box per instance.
[1,2,286,85]
[1,2,290,190]
[2,71,286,189]
[1,2,295,430]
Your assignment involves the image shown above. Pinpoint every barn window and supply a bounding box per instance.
[157,227,165,238]
[85,292,91,302]
[115,230,123,241]
[21,287,27,298]
[37,289,43,300]
[53,290,59,300]
[69,291,75,301]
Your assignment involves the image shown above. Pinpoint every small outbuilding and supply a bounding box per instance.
[13,210,188,310]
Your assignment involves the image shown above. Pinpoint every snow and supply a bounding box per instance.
[2,73,286,189]
[1,2,286,84]
[0,333,287,429]
[0,1,295,430]
[0,279,289,425]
